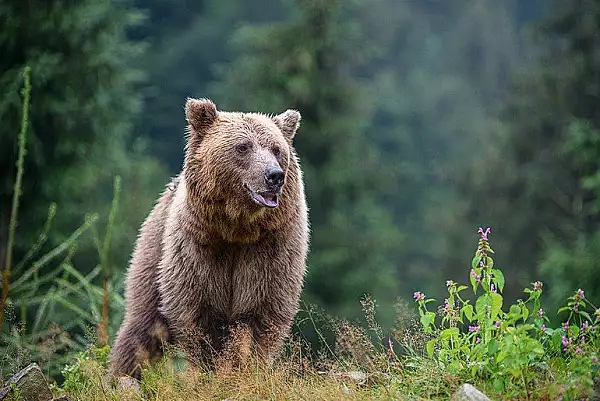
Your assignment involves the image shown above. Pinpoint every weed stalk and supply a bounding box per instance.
[1,67,32,326]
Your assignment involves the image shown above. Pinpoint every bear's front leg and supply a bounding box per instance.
[111,317,170,379]
[247,308,295,366]
[214,323,254,373]
[158,254,230,369]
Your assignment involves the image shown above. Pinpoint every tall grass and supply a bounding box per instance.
[95,176,121,347]
[0,66,31,325]
[0,67,125,381]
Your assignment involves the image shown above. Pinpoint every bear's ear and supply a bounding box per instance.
[185,98,217,133]
[273,109,301,141]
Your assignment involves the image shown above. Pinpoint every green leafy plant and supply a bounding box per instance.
[61,345,111,393]
[414,228,600,399]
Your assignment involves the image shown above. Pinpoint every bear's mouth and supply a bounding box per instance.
[244,184,279,208]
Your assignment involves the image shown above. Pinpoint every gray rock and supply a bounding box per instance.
[0,363,53,401]
[450,383,491,401]
[345,371,368,385]
[116,376,141,393]
[319,370,390,387]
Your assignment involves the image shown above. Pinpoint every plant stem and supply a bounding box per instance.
[0,67,31,326]
[97,176,120,346]
[98,278,110,346]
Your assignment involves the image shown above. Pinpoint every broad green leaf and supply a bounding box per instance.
[420,313,434,330]
[470,273,478,294]
[426,339,436,358]
[457,285,468,293]
[440,327,460,339]
[492,378,504,392]
[509,305,521,316]
[462,304,474,322]
[492,269,505,293]
[490,292,503,320]
[471,253,483,269]
[579,311,593,322]
[487,338,499,354]
[476,294,492,315]
[522,305,529,322]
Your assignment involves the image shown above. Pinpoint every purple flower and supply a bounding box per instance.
[576,289,585,299]
[443,299,451,311]
[476,337,481,344]
[470,269,477,278]
[476,275,481,283]
[582,322,589,331]
[537,308,543,318]
[478,227,491,240]
[495,321,501,328]
[490,283,497,293]
[533,281,543,291]
[413,292,425,302]
[573,304,579,312]
[562,322,569,332]
[446,280,454,287]
[576,347,583,355]
[562,336,569,347]
[469,325,480,332]
[592,356,598,364]
[541,324,546,331]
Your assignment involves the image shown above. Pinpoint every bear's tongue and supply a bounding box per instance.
[253,191,279,208]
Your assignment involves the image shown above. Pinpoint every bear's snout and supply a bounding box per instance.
[265,167,285,192]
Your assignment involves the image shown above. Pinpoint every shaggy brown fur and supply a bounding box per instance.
[110,98,309,379]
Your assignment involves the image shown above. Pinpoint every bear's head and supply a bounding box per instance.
[183,98,302,225]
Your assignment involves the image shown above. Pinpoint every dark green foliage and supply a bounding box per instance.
[347,0,528,301]
[131,0,286,169]
[449,0,600,315]
[0,0,167,271]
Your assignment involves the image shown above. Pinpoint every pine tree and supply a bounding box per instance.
[0,1,166,277]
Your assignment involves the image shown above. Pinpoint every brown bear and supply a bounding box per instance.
[109,98,309,379]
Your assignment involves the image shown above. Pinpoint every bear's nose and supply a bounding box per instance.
[265,167,285,190]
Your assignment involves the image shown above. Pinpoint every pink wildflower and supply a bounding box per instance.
[413,292,425,302]
[478,227,491,240]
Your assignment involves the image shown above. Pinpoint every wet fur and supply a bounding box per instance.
[110,99,309,378]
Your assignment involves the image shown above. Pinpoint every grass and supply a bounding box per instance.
[56,341,449,401]
[50,327,598,401]
[50,229,600,401]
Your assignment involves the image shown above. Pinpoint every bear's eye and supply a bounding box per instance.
[236,142,252,154]
[272,146,281,157]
